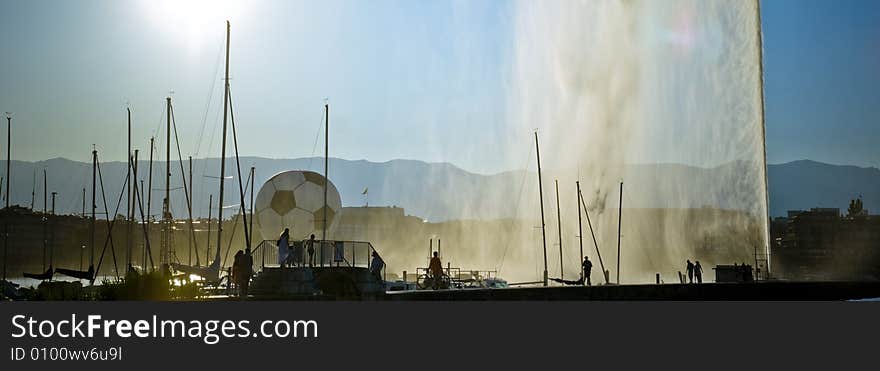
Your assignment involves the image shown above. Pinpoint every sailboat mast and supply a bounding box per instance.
[42,169,47,271]
[132,149,139,268]
[617,181,623,284]
[576,181,584,280]
[4,114,9,208]
[139,179,144,268]
[127,107,132,270]
[534,132,548,287]
[249,166,254,241]
[91,148,97,266]
[216,20,230,258]
[148,137,154,221]
[163,97,171,269]
[2,113,8,281]
[756,2,772,276]
[555,179,563,280]
[188,155,193,266]
[43,169,49,272]
[323,103,328,241]
[146,137,154,270]
[207,194,213,261]
[51,191,56,271]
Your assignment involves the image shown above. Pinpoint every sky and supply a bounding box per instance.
[762,0,880,168]
[0,0,877,173]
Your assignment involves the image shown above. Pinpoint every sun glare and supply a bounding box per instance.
[141,0,246,53]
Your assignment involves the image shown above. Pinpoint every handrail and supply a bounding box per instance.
[415,266,499,287]
[252,239,382,275]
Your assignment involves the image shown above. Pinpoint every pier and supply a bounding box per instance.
[386,281,880,301]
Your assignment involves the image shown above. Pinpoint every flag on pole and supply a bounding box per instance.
[362,187,369,207]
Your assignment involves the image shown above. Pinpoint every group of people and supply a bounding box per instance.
[685,259,704,284]
[231,247,254,299]
[275,228,386,281]
[276,228,317,268]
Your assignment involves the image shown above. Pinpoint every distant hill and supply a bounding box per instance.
[768,160,880,217]
[0,157,874,220]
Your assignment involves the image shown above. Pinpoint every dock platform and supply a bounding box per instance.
[385,281,880,301]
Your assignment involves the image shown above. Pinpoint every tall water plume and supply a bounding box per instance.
[493,0,769,282]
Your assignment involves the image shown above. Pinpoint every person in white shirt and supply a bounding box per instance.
[277,228,290,266]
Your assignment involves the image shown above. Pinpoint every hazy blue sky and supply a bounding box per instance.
[763,0,880,169]
[0,0,877,172]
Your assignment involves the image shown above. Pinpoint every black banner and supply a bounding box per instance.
[1,301,877,369]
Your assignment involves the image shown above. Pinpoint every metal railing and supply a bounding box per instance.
[414,266,500,289]
[253,239,382,272]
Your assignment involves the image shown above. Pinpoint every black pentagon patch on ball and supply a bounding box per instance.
[302,172,326,187]
[313,205,336,230]
[270,190,297,215]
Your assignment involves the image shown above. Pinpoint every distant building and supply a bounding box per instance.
[334,206,423,240]
[772,203,880,281]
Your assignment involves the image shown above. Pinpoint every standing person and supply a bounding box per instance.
[240,247,254,299]
[582,256,593,286]
[694,261,704,284]
[285,244,296,267]
[307,234,317,267]
[277,228,290,266]
[232,250,244,297]
[428,251,443,290]
[370,251,385,281]
[293,241,304,267]
[686,260,695,284]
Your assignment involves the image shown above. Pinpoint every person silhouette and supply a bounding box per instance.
[277,228,290,266]
[307,234,316,267]
[232,250,244,297]
[694,261,703,284]
[429,251,443,290]
[370,251,385,281]
[686,260,694,284]
[241,247,254,298]
[582,256,593,286]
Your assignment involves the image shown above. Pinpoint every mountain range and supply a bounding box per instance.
[0,157,875,220]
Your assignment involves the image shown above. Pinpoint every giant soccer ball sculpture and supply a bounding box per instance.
[254,170,342,241]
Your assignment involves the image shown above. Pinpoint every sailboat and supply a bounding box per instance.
[174,246,222,283]
[23,267,54,280]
